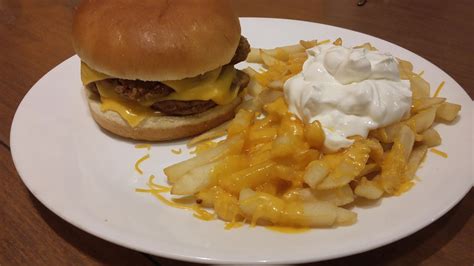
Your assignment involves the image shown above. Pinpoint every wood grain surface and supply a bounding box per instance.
[0,0,472,265]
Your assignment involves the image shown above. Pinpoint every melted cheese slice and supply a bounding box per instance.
[162,65,239,105]
[80,62,239,127]
[96,81,161,127]
[81,62,111,85]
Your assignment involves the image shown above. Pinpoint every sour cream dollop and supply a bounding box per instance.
[284,44,412,152]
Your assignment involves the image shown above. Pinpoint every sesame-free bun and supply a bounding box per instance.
[87,91,242,141]
[72,0,241,81]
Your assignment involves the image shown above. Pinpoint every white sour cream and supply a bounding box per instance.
[284,44,412,152]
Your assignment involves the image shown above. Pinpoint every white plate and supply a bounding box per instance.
[10,18,473,264]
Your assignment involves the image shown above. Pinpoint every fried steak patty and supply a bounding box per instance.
[88,36,250,116]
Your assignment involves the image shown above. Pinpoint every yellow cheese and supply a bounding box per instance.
[163,67,222,92]
[96,81,160,127]
[81,62,111,85]
[80,62,240,127]
[162,65,239,105]
[81,62,239,105]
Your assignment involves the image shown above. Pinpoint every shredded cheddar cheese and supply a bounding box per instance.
[134,154,150,175]
[137,175,215,221]
[316,39,331,45]
[433,81,445,97]
[190,141,218,155]
[430,148,448,158]
[135,143,151,150]
[148,175,171,192]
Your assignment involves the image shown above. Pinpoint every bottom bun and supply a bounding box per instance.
[87,92,241,141]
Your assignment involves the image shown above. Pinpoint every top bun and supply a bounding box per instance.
[72,0,241,81]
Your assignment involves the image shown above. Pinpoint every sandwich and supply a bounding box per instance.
[72,0,250,141]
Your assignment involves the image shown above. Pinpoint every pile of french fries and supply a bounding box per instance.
[163,39,461,228]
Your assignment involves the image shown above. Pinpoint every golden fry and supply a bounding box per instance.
[436,102,461,122]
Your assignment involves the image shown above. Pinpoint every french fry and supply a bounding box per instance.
[272,164,303,183]
[289,52,307,60]
[282,188,315,201]
[196,186,220,207]
[354,42,377,51]
[239,189,356,227]
[285,149,320,171]
[247,42,308,64]
[242,66,258,77]
[421,128,441,147]
[213,188,243,222]
[405,145,428,180]
[187,121,229,147]
[406,107,437,133]
[370,122,402,143]
[304,160,330,188]
[260,49,287,68]
[246,48,263,63]
[436,102,461,122]
[398,125,415,160]
[299,39,318,49]
[248,149,272,168]
[267,80,284,90]
[164,135,244,183]
[271,135,308,158]
[218,161,276,195]
[357,163,381,178]
[263,96,288,116]
[257,90,284,108]
[171,162,217,195]
[255,181,280,195]
[304,120,325,149]
[278,113,305,138]
[236,98,263,113]
[412,97,446,113]
[317,141,371,189]
[379,126,412,194]
[397,59,414,80]
[243,69,265,97]
[312,185,354,206]
[263,47,290,61]
[248,127,278,145]
[410,75,431,99]
[354,176,384,199]
[364,138,384,164]
[265,44,305,55]
[372,107,436,144]
[335,208,357,226]
[227,109,255,136]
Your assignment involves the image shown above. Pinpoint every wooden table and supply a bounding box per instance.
[1,0,472,265]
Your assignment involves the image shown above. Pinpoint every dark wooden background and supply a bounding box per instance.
[0,0,472,265]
